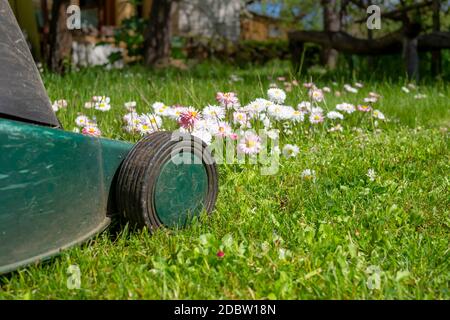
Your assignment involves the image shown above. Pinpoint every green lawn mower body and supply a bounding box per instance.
[0,0,218,274]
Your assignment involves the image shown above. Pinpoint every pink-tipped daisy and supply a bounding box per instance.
[178,108,201,130]
[238,131,262,155]
[82,125,101,137]
[358,105,372,112]
[216,92,239,109]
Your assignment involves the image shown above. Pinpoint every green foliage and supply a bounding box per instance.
[112,16,148,62]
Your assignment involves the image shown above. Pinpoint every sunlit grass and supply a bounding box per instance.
[0,62,448,299]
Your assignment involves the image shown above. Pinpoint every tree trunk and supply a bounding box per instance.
[403,37,419,81]
[431,0,441,76]
[48,0,72,74]
[143,0,176,67]
[322,0,340,69]
[403,22,421,81]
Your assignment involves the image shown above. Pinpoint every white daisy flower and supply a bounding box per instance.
[233,111,248,127]
[309,112,324,124]
[328,124,343,132]
[244,99,272,115]
[344,84,358,93]
[309,88,324,102]
[364,97,378,103]
[139,113,163,129]
[124,101,137,111]
[267,105,295,121]
[367,168,376,181]
[238,131,262,155]
[267,88,287,104]
[336,103,355,114]
[401,86,410,93]
[297,101,312,113]
[137,122,156,135]
[372,110,385,120]
[94,96,111,112]
[75,115,90,127]
[292,110,305,122]
[203,105,226,120]
[282,144,299,158]
[123,112,140,125]
[414,94,427,100]
[152,102,170,116]
[301,169,316,182]
[327,111,344,120]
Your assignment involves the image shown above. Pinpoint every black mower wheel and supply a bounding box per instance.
[116,131,218,230]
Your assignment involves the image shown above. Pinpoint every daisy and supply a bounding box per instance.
[282,144,299,158]
[137,122,156,135]
[301,169,316,182]
[354,82,364,88]
[401,86,410,93]
[309,112,324,124]
[168,105,189,120]
[267,88,286,104]
[309,88,324,102]
[178,107,201,130]
[94,96,111,112]
[152,102,170,116]
[213,121,233,138]
[216,92,240,109]
[364,97,378,103]
[233,111,248,126]
[124,101,137,111]
[297,101,312,113]
[267,105,294,121]
[292,110,305,122]
[238,131,262,155]
[52,99,68,112]
[322,86,331,93]
[327,111,344,120]
[358,105,372,112]
[414,94,427,100]
[344,84,358,93]
[123,112,140,125]
[367,168,376,182]
[203,105,226,120]
[244,99,271,115]
[328,124,343,132]
[75,115,90,127]
[336,103,355,114]
[82,125,101,137]
[140,113,163,129]
[84,102,94,109]
[372,110,385,120]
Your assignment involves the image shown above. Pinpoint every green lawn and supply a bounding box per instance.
[0,62,449,299]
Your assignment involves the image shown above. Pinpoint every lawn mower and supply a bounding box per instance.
[0,0,218,274]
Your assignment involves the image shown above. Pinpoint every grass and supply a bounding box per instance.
[0,61,449,299]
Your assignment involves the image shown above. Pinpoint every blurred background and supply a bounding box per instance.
[7,0,450,81]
